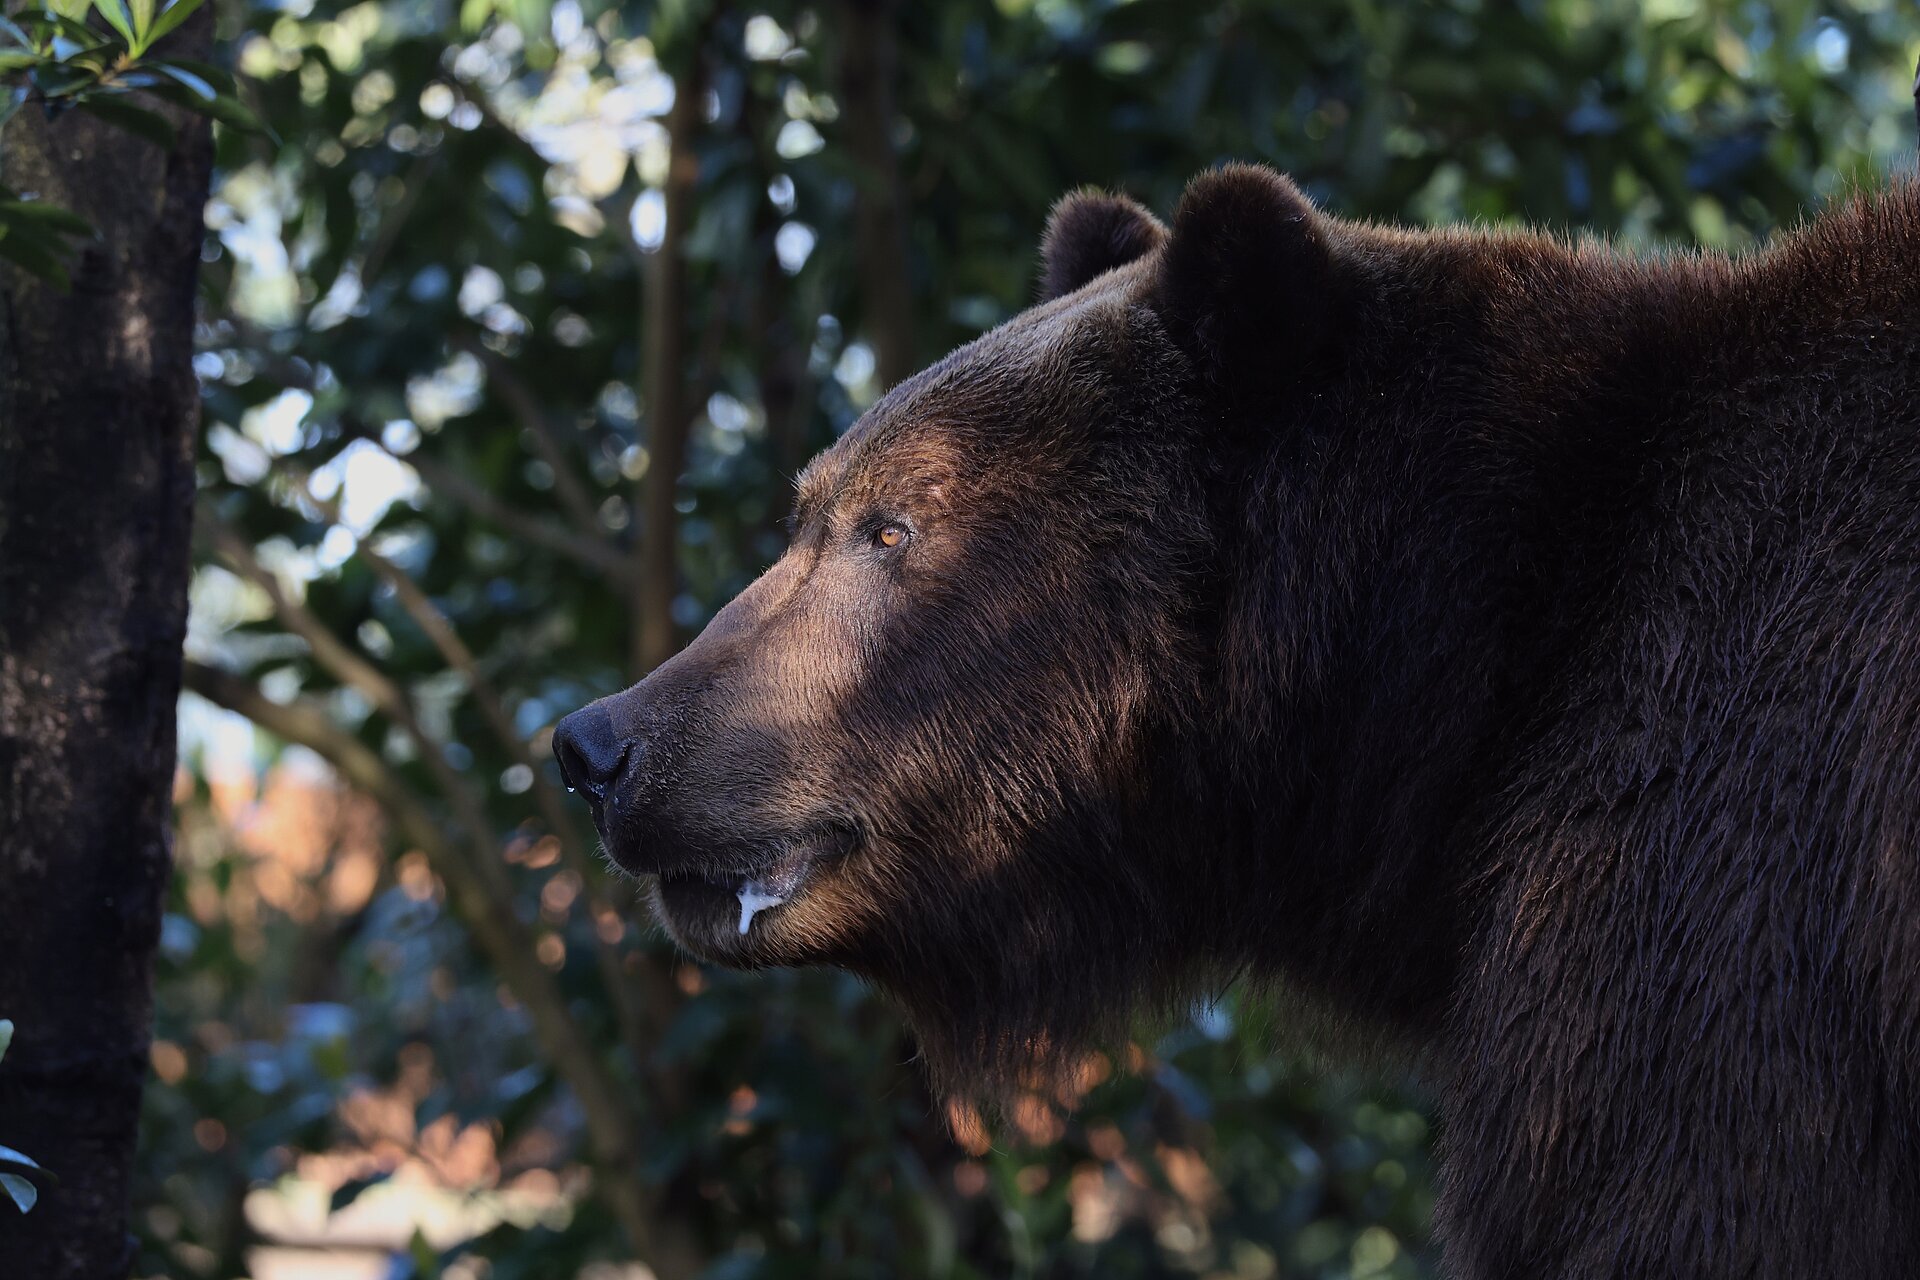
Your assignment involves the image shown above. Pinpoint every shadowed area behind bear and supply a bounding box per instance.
[557,165,1920,1279]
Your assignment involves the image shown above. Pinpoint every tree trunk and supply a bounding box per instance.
[634,47,707,677]
[835,0,917,392]
[0,37,214,1280]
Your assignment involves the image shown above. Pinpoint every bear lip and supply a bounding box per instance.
[731,843,816,934]
[649,821,858,940]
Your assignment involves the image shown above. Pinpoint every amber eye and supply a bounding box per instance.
[874,522,909,549]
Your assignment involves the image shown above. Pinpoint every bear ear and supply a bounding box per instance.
[1153,163,1337,384]
[1039,190,1167,302]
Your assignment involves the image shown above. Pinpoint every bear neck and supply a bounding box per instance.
[1161,196,1920,1053]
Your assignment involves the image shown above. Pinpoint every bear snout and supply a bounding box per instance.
[555,686,771,881]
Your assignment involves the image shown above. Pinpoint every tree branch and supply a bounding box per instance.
[178,662,700,1273]
[350,426,637,584]
[337,490,687,1093]
[359,150,440,292]
[204,518,519,886]
[194,514,714,1274]
[834,0,917,391]
[349,526,664,1074]
[453,332,614,542]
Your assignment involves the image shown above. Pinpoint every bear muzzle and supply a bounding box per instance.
[553,697,860,944]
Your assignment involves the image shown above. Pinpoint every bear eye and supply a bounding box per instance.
[873,522,909,550]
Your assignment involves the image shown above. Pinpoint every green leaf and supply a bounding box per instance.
[157,55,231,94]
[17,8,105,46]
[126,0,153,46]
[29,59,98,98]
[0,200,93,235]
[206,92,268,136]
[0,1020,11,1064]
[151,60,213,99]
[458,0,492,35]
[75,96,174,149]
[0,1145,41,1171]
[0,221,74,288]
[146,80,268,137]
[88,0,135,50]
[0,51,41,70]
[0,1173,36,1214]
[141,0,201,50]
[145,59,267,136]
[43,0,88,20]
[406,1227,440,1278]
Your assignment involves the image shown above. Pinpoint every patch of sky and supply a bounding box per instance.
[775,221,816,273]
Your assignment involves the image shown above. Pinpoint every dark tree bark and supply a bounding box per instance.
[0,31,214,1279]
[834,0,917,391]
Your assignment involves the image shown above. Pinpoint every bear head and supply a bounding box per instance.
[555,164,1351,1093]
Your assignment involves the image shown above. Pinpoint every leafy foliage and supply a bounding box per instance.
[0,0,261,284]
[0,1020,49,1215]
[151,2,1915,1278]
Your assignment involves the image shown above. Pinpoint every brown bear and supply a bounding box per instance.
[555,164,1920,1278]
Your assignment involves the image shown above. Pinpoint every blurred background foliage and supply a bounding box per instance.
[149,0,1914,1276]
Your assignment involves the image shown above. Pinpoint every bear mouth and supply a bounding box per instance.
[649,823,856,945]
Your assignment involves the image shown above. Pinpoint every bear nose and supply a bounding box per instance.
[552,704,630,825]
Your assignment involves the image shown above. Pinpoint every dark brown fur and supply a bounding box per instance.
[557,165,1920,1278]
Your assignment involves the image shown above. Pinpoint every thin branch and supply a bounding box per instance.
[184,662,426,844]
[453,332,614,541]
[346,528,664,1070]
[375,569,663,1075]
[203,521,410,719]
[634,40,709,676]
[359,150,440,292]
[269,464,615,842]
[203,518,529,915]
[349,425,637,584]
[179,660,693,1271]
[215,479,680,1105]
[440,73,557,177]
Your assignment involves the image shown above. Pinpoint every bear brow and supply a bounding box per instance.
[791,422,936,531]
[790,458,839,531]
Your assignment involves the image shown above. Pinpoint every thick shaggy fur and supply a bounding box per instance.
[562,165,1920,1277]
